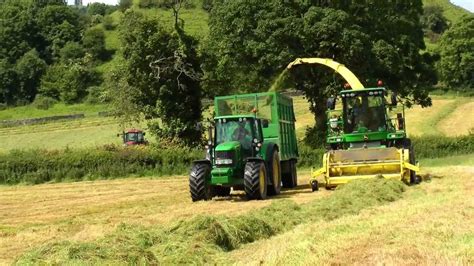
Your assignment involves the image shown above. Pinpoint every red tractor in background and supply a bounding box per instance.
[119,129,148,146]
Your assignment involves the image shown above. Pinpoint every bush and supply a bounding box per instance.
[32,95,58,110]
[0,146,202,185]
[103,15,115,30]
[85,86,105,104]
[202,0,213,12]
[412,134,474,159]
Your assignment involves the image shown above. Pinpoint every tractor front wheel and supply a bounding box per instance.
[244,161,267,200]
[189,163,212,202]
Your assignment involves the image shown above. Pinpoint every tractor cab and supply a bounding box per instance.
[120,129,148,146]
[212,116,265,167]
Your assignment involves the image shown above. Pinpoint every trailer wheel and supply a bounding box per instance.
[214,186,231,197]
[311,180,319,192]
[267,151,281,196]
[291,160,298,187]
[189,163,212,202]
[282,160,297,188]
[244,161,267,200]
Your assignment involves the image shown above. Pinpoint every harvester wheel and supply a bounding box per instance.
[282,160,297,188]
[268,151,282,196]
[214,186,231,197]
[311,180,319,192]
[189,163,213,202]
[244,161,267,200]
[404,138,420,185]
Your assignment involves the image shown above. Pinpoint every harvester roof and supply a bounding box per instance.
[340,87,386,94]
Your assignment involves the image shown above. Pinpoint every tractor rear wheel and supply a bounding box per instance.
[267,151,282,196]
[214,186,231,197]
[282,160,297,188]
[189,163,212,202]
[244,161,267,200]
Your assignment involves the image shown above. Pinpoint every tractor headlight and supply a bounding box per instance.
[216,159,233,165]
[329,118,338,129]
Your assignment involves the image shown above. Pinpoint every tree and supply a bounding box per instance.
[438,15,474,89]
[36,4,83,61]
[87,2,107,16]
[422,6,449,35]
[83,27,107,60]
[113,11,202,145]
[205,0,435,145]
[59,42,85,62]
[118,0,132,12]
[40,59,100,104]
[14,49,47,102]
[0,59,18,105]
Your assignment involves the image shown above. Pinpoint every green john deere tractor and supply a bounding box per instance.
[189,92,299,201]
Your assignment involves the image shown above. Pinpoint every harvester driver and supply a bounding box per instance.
[348,97,367,132]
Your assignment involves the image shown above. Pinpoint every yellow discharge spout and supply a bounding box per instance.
[287,58,365,90]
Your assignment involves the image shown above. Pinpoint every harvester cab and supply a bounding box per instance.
[190,92,299,201]
[119,129,148,146]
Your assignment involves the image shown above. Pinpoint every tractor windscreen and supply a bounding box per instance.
[343,92,386,133]
[125,132,144,142]
[215,118,255,150]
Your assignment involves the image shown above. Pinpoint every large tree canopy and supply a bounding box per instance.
[110,11,203,145]
[204,0,436,143]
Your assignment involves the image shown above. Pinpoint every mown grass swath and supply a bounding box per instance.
[16,178,405,264]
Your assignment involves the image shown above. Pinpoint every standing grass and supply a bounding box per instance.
[0,103,109,121]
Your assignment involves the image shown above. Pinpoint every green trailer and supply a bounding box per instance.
[190,92,299,201]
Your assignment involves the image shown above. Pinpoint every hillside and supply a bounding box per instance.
[424,0,472,23]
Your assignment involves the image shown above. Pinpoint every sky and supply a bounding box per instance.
[451,0,474,12]
[68,0,474,12]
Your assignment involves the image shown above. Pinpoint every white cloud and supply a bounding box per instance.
[451,0,474,12]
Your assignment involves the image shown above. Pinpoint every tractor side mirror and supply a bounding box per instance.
[262,119,269,128]
[391,92,398,106]
[327,97,336,110]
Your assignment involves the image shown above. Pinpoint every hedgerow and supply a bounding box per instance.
[0,134,472,185]
[0,145,202,185]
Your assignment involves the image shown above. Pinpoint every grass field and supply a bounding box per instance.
[0,95,472,152]
[0,163,472,264]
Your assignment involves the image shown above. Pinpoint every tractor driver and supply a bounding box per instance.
[232,122,252,150]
